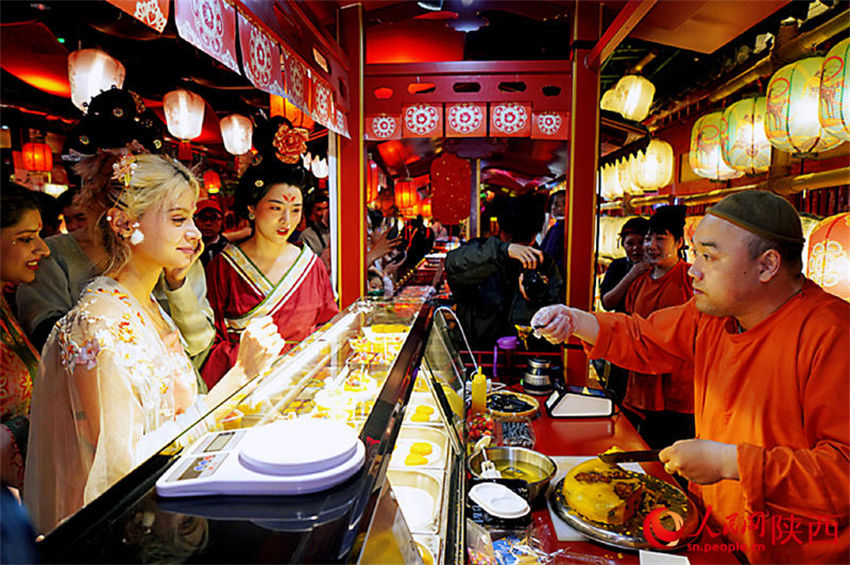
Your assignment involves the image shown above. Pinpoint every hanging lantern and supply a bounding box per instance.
[634,139,674,190]
[219,114,253,155]
[22,142,53,172]
[419,198,432,217]
[600,88,624,114]
[367,160,380,203]
[203,170,221,194]
[721,97,772,175]
[617,154,644,195]
[377,189,394,214]
[807,213,850,302]
[819,38,850,143]
[765,57,843,155]
[615,75,655,122]
[395,180,418,210]
[600,163,624,200]
[163,89,205,140]
[690,111,744,180]
[68,48,126,113]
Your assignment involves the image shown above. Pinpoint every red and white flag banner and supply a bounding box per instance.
[402,103,443,138]
[311,74,335,128]
[531,111,569,140]
[365,115,401,141]
[282,45,310,113]
[490,102,531,137]
[175,0,239,74]
[445,102,486,137]
[106,0,169,33]
[334,109,350,139]
[237,13,284,97]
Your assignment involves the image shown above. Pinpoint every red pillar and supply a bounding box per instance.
[565,0,600,385]
[337,4,365,308]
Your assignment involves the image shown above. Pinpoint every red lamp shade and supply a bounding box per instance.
[807,213,850,302]
[203,170,221,194]
[395,180,418,210]
[367,160,380,203]
[22,142,53,172]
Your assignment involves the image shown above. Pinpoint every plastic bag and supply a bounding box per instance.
[467,518,496,565]
[498,418,536,449]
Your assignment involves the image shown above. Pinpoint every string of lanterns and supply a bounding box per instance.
[598,139,674,201]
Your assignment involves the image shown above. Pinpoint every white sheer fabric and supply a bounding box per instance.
[24,277,209,534]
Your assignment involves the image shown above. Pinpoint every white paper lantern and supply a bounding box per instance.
[68,49,126,113]
[690,111,744,180]
[765,57,843,154]
[634,139,674,190]
[600,88,624,113]
[219,114,253,155]
[615,75,655,122]
[600,163,623,200]
[819,38,850,142]
[163,89,205,141]
[617,154,644,195]
[721,97,772,175]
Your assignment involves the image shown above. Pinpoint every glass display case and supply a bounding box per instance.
[36,296,466,564]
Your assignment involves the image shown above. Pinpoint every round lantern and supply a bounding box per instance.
[419,198,432,217]
[600,88,624,114]
[203,170,221,194]
[765,57,843,155]
[366,160,380,203]
[690,111,744,180]
[22,142,53,172]
[721,97,772,175]
[68,48,126,113]
[634,139,673,190]
[219,114,253,155]
[395,180,418,210]
[819,37,850,142]
[615,75,655,122]
[807,213,850,301]
[163,89,205,140]
[617,154,644,195]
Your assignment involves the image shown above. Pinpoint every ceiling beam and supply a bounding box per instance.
[585,0,657,71]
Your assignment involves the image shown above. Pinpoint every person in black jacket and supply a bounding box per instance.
[446,193,562,350]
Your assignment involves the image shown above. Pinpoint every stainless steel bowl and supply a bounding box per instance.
[467,447,556,502]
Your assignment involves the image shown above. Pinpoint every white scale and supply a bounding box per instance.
[156,419,366,497]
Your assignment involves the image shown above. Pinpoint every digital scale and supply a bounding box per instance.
[156,419,366,498]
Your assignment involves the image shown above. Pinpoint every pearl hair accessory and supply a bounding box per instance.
[129,222,144,245]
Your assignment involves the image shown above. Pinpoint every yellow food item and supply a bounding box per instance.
[405,453,428,466]
[411,413,430,422]
[562,457,643,525]
[414,405,434,415]
[371,323,408,333]
[410,442,433,456]
[415,542,434,565]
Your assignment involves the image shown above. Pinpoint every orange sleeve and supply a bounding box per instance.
[737,308,850,522]
[586,300,699,374]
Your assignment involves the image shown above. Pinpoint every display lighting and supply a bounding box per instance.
[765,57,843,155]
[819,38,850,142]
[22,142,53,172]
[806,212,849,302]
[614,75,655,122]
[203,170,221,194]
[721,97,772,175]
[690,111,743,181]
[68,48,125,113]
[219,114,253,155]
[633,139,674,190]
[163,89,205,140]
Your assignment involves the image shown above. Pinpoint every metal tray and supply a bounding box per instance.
[549,474,699,552]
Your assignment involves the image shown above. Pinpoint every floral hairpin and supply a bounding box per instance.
[111,152,138,187]
[272,122,309,165]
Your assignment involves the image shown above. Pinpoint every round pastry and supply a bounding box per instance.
[561,458,644,525]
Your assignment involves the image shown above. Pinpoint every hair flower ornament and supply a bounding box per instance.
[111,152,138,187]
[272,122,309,164]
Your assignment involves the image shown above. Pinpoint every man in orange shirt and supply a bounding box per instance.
[532,191,848,564]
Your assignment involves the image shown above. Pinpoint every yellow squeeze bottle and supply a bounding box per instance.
[470,368,487,414]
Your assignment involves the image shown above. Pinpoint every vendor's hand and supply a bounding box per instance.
[164,240,204,290]
[659,439,740,485]
[235,317,285,379]
[508,243,543,269]
[530,304,576,343]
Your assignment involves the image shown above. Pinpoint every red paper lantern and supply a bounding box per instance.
[377,189,394,214]
[203,169,222,194]
[22,142,53,172]
[367,160,380,203]
[807,213,850,302]
[395,180,418,210]
[419,198,432,217]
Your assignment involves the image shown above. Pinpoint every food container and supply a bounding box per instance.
[467,447,556,502]
[387,469,443,534]
[413,534,441,565]
[486,391,540,421]
[390,426,449,469]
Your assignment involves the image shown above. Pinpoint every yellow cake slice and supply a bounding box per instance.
[561,457,643,525]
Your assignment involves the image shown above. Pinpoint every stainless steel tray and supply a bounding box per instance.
[549,475,700,552]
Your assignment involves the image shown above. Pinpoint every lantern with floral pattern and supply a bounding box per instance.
[807,213,850,302]
[819,38,850,143]
[690,111,743,180]
[721,97,772,175]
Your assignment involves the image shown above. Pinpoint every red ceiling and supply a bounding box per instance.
[0,22,71,98]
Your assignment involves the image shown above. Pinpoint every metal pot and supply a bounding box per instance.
[467,447,556,502]
[522,357,553,396]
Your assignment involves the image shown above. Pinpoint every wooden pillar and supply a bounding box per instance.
[469,158,481,238]
[337,4,365,308]
[565,0,601,385]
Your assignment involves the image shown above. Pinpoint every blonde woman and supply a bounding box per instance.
[24,154,284,533]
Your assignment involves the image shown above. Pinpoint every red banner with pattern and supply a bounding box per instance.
[366,115,402,141]
[237,13,284,97]
[490,102,531,137]
[107,0,169,32]
[174,0,239,74]
[445,103,487,137]
[402,104,443,138]
[531,111,569,140]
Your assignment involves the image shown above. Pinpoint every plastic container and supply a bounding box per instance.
[470,368,487,414]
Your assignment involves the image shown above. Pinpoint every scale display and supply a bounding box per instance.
[156,420,366,498]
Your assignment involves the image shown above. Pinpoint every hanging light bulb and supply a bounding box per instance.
[634,139,674,190]
[163,89,205,140]
[765,57,843,155]
[615,75,655,121]
[819,38,850,143]
[68,48,126,113]
[219,114,253,155]
[690,111,744,180]
[721,97,772,175]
